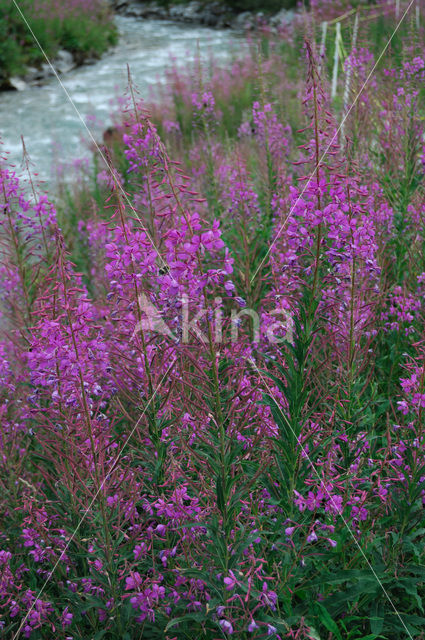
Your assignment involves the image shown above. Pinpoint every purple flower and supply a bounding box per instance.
[248,620,259,632]
[223,570,238,591]
[125,572,143,591]
[62,607,73,628]
[261,582,277,610]
[219,619,234,635]
[134,543,147,560]
[106,494,119,508]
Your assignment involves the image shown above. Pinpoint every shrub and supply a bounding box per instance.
[0,0,116,85]
[1,2,425,639]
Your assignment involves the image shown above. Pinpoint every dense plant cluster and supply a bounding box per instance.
[2,1,425,638]
[0,0,116,85]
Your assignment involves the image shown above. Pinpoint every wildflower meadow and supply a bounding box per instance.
[1,1,425,638]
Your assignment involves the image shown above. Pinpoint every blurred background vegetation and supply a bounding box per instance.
[0,0,117,86]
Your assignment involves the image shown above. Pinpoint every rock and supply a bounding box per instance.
[182,1,203,20]
[208,1,227,16]
[9,76,27,91]
[23,66,39,83]
[124,2,146,17]
[82,57,98,66]
[127,2,167,18]
[111,0,298,32]
[169,2,203,21]
[169,4,186,18]
[148,3,168,18]
[270,8,295,28]
[38,63,55,79]
[193,1,228,26]
[200,12,218,26]
[54,49,75,74]
[216,15,234,28]
[5,51,76,91]
[113,0,130,11]
[231,11,254,30]
[24,52,75,85]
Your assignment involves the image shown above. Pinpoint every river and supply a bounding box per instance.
[0,16,239,183]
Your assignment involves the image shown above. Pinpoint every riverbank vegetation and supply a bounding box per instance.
[0,0,116,87]
[2,1,425,638]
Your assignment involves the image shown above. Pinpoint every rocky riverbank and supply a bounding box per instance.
[4,1,294,91]
[6,50,81,92]
[111,0,296,30]
[0,15,236,178]
[1,0,117,92]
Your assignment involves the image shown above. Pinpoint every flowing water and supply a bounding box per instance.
[0,16,239,182]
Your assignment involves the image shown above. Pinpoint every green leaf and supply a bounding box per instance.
[314,602,342,640]
[370,599,384,635]
[165,612,207,632]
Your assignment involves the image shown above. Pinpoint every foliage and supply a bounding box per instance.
[1,1,425,639]
[0,0,117,84]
